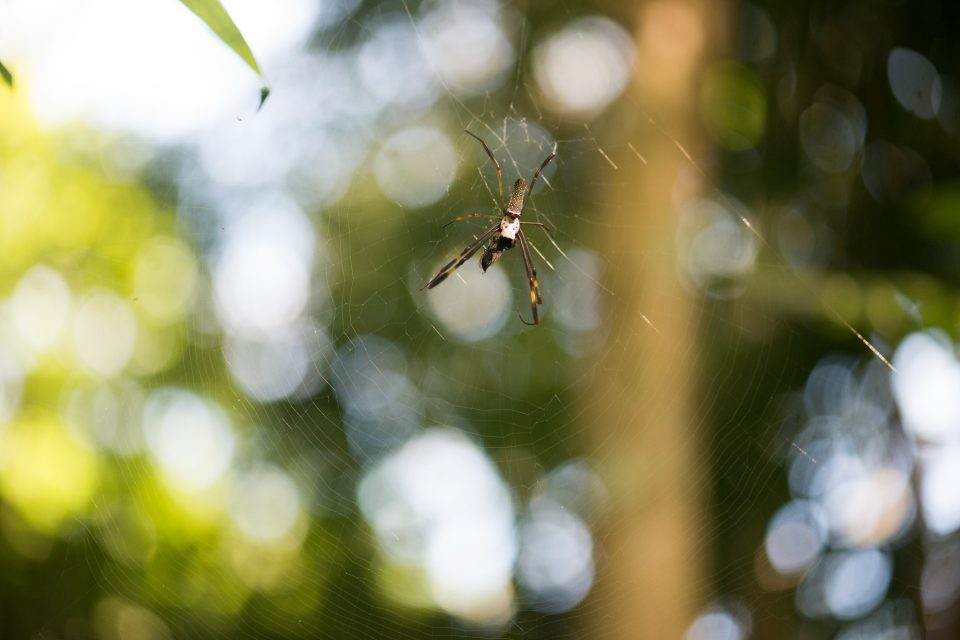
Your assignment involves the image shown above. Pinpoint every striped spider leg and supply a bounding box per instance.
[422,130,557,325]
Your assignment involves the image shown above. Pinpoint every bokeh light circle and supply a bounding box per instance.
[374,126,457,208]
[532,16,634,117]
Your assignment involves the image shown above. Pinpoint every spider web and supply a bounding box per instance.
[1,0,950,639]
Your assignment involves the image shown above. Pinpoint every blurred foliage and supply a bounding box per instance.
[700,61,768,150]
[0,101,159,275]
[702,0,960,636]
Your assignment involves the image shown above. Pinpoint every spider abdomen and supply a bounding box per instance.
[481,235,516,272]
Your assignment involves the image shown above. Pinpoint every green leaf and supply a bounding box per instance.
[178,0,269,106]
[699,60,767,151]
[0,60,13,88]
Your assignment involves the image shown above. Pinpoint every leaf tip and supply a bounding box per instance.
[0,60,13,89]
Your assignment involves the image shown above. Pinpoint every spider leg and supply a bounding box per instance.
[516,229,542,325]
[519,220,556,240]
[464,130,504,209]
[422,224,500,290]
[518,230,542,305]
[526,142,558,199]
[442,212,496,229]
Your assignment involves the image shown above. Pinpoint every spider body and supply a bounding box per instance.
[423,132,557,325]
[480,178,525,271]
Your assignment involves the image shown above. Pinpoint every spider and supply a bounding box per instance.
[422,130,557,326]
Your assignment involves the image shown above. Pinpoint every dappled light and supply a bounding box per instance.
[531,16,634,117]
[224,319,332,402]
[516,499,594,613]
[11,264,72,354]
[93,597,173,640]
[424,258,512,341]
[798,548,892,619]
[799,87,866,174]
[333,334,421,464]
[358,428,516,625]
[0,413,99,533]
[1,0,959,638]
[418,0,515,96]
[213,196,315,337]
[359,18,440,112]
[765,500,827,576]
[227,464,303,542]
[685,605,750,640]
[374,126,457,208]
[131,237,198,324]
[71,290,138,378]
[678,196,758,298]
[893,330,960,445]
[552,248,604,354]
[142,388,236,491]
[4,0,320,137]
[887,48,942,120]
[64,379,147,456]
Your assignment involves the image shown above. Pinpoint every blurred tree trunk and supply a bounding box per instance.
[584,1,720,637]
